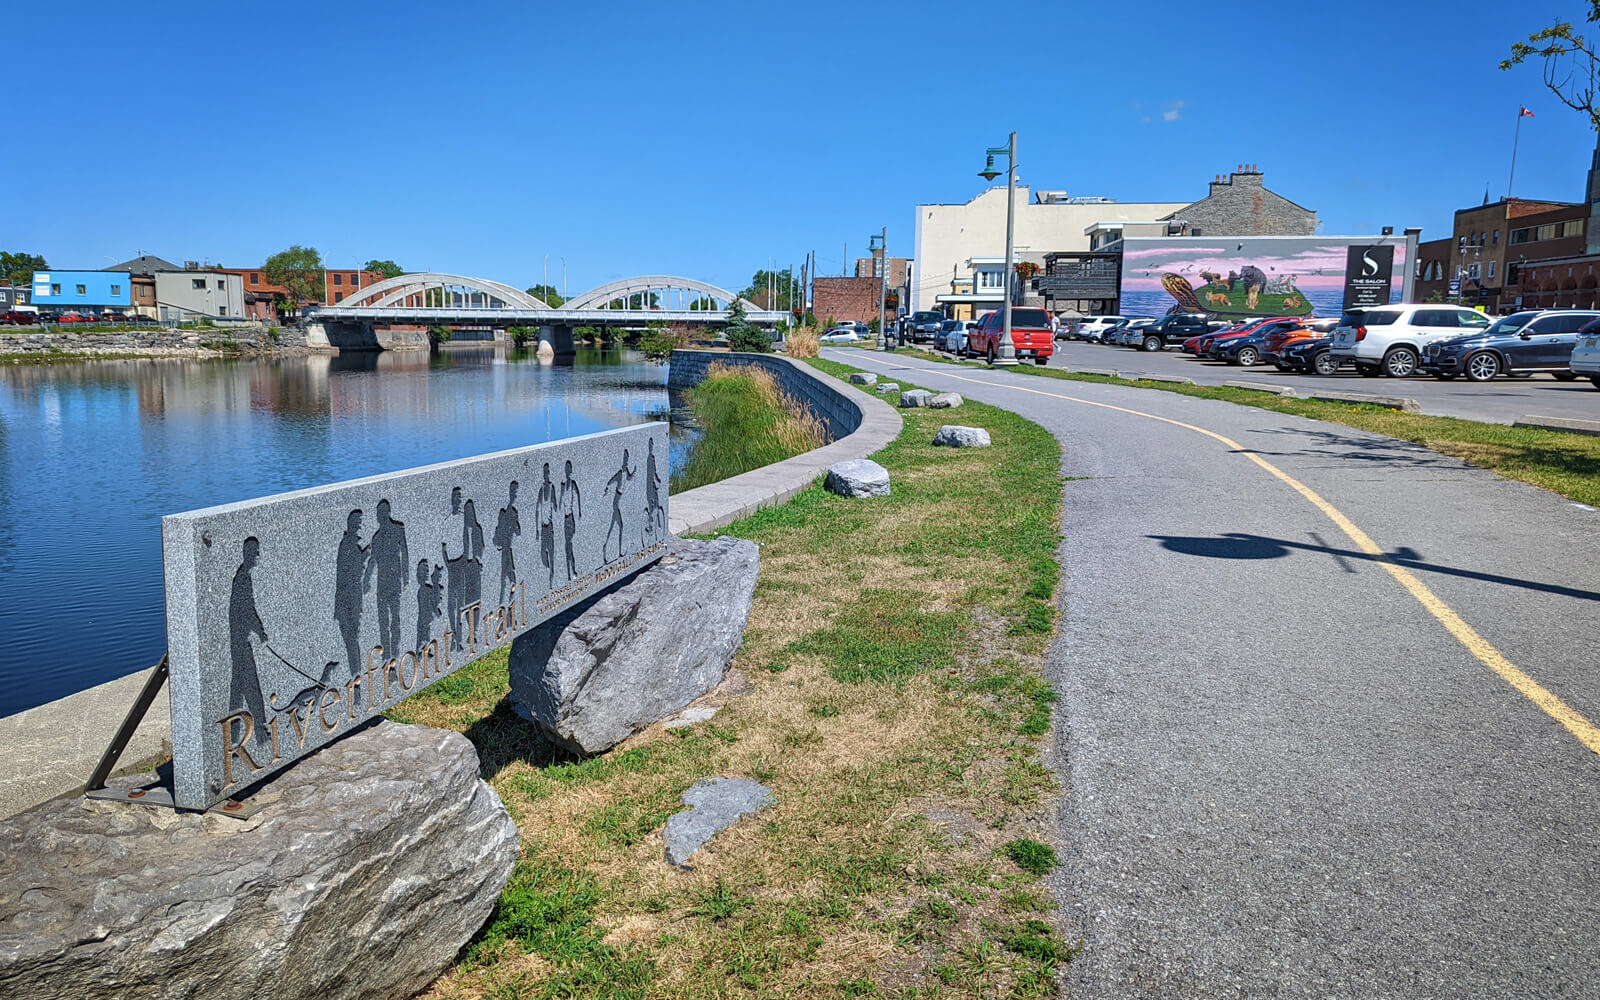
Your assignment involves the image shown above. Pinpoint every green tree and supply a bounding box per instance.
[363,259,404,279]
[724,298,771,353]
[1503,3,1600,129]
[525,283,565,307]
[688,295,717,310]
[740,269,796,311]
[1,251,48,288]
[262,245,325,313]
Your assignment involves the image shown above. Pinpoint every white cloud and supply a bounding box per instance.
[1161,99,1187,122]
[1162,109,1181,122]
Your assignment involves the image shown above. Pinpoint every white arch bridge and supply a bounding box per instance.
[304,273,789,352]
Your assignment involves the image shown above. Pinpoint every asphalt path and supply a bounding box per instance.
[825,347,1600,999]
[1041,339,1600,426]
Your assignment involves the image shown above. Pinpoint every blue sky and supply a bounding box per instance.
[8,0,1594,295]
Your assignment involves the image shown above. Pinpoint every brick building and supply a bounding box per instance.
[853,255,909,288]
[812,276,885,325]
[218,267,390,319]
[1518,255,1600,310]
[1442,198,1586,312]
[1413,238,1453,302]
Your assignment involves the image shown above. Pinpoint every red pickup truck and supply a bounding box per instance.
[966,307,1055,365]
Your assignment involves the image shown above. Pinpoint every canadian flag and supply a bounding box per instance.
[1520,106,1537,118]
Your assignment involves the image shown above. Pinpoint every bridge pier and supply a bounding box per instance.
[304,320,428,352]
[538,324,575,363]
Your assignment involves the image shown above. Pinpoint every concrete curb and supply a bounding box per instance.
[1075,368,1121,378]
[1130,374,1196,385]
[667,352,902,536]
[1512,414,1600,436]
[1307,391,1421,413]
[1223,380,1298,397]
[0,664,171,820]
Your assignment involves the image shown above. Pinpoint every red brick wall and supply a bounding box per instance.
[813,277,883,325]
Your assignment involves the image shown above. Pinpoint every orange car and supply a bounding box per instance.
[1264,317,1338,368]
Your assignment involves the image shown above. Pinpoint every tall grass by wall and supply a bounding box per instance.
[672,362,826,492]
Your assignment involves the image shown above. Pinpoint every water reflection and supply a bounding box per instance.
[0,345,695,716]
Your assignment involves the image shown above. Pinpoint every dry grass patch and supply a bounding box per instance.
[401,356,1072,998]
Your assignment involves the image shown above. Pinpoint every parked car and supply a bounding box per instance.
[1571,318,1600,388]
[966,307,1055,364]
[1418,309,1600,381]
[1114,318,1155,346]
[1077,315,1125,343]
[1212,319,1312,366]
[820,327,860,343]
[934,319,970,354]
[1198,316,1299,359]
[100,311,130,323]
[1263,317,1338,368]
[1329,304,1492,377]
[1137,313,1211,351]
[1184,324,1240,355]
[905,310,945,344]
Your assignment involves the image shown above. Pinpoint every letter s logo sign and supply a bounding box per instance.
[1361,250,1381,277]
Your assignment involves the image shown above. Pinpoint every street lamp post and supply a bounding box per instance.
[870,229,887,348]
[978,132,1020,365]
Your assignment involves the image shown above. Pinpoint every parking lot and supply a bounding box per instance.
[1043,339,1600,425]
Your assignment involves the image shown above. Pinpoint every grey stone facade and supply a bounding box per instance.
[1168,167,1317,237]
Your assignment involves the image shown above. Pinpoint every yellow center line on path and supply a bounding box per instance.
[854,354,1600,758]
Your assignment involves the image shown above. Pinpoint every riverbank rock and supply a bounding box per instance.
[663,777,776,866]
[509,536,758,754]
[0,721,517,1000]
[848,372,878,386]
[825,459,891,498]
[900,389,933,407]
[876,382,900,395]
[929,392,964,409]
[933,425,992,448]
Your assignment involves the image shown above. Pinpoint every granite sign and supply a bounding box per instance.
[162,424,670,810]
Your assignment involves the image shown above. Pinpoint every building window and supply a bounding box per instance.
[1511,228,1530,244]
[250,272,259,285]
[1488,260,1496,280]
[192,278,206,290]
[110,284,121,295]
[1468,263,1480,279]
[1492,229,1499,244]
[1507,262,1521,285]
[76,284,87,295]
[218,306,227,316]
[333,273,343,286]
[1458,235,1466,248]
[216,279,225,290]
[51,284,61,295]
[334,292,344,302]
[1563,219,1586,238]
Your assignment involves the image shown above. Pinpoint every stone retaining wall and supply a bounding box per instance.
[667,349,861,440]
[0,324,304,357]
[667,350,901,535]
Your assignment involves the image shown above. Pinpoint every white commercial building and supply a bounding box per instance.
[154,270,247,322]
[911,186,1188,314]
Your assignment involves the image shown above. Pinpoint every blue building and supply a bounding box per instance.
[31,271,131,313]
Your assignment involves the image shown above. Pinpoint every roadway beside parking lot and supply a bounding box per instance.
[1044,339,1599,426]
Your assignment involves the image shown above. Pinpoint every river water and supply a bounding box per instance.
[0,345,694,717]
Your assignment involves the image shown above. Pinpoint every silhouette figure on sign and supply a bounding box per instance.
[228,537,270,733]
[494,481,522,603]
[536,464,557,588]
[333,509,371,677]
[603,450,635,562]
[416,557,443,652]
[559,460,583,580]
[443,490,485,650]
[365,499,409,659]
[643,437,664,545]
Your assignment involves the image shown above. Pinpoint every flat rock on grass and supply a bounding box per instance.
[928,392,964,408]
[825,459,891,498]
[848,372,878,385]
[876,382,900,394]
[900,389,933,408]
[933,425,992,448]
[663,777,775,866]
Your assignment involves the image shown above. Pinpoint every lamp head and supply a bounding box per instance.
[978,154,1000,182]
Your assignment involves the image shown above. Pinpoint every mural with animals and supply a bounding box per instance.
[1115,236,1407,322]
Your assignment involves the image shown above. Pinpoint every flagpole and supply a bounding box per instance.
[1508,108,1525,198]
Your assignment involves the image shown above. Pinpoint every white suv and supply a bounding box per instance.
[1330,304,1491,377]
[1570,318,1600,389]
[1077,315,1125,342]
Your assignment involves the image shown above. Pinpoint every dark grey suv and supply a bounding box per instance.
[1420,309,1600,381]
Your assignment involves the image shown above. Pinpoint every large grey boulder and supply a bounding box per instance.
[824,459,891,498]
[929,392,964,409]
[876,382,900,395]
[0,721,516,1000]
[848,372,878,386]
[900,389,933,408]
[933,425,992,448]
[663,777,775,866]
[509,536,758,754]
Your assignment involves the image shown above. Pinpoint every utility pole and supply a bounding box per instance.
[873,228,888,348]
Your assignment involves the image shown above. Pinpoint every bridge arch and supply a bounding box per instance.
[336,273,551,310]
[561,275,759,313]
